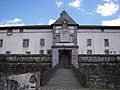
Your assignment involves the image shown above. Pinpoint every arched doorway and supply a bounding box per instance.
[59,51,71,69]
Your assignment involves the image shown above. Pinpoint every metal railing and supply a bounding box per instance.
[40,64,58,86]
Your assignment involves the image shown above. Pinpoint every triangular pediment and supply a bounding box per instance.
[52,11,78,26]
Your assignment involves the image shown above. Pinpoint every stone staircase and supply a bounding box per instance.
[39,68,89,90]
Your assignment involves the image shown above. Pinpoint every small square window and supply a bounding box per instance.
[39,50,44,54]
[0,39,3,47]
[104,49,109,54]
[23,39,29,48]
[40,39,45,46]
[26,51,31,54]
[6,51,11,54]
[87,39,92,46]
[87,50,92,54]
[47,49,52,55]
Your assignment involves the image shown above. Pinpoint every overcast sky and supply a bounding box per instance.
[0,0,120,26]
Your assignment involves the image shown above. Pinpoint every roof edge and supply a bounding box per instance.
[78,25,120,29]
[0,25,52,30]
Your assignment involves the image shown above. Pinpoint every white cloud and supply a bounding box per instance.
[69,0,82,8]
[56,0,63,8]
[103,0,111,2]
[7,18,22,23]
[96,0,119,16]
[87,12,94,15]
[48,19,56,25]
[37,23,42,25]
[102,16,120,26]
[0,18,24,27]
[104,0,118,2]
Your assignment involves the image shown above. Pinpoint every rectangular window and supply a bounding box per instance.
[23,39,29,48]
[87,39,92,46]
[87,50,92,54]
[104,39,109,47]
[70,35,73,42]
[56,35,60,43]
[39,50,44,54]
[0,39,3,47]
[40,38,45,46]
[47,49,52,55]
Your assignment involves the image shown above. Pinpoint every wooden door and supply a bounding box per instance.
[59,52,71,69]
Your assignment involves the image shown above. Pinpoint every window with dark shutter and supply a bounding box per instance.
[23,39,29,48]
[104,39,109,47]
[0,39,3,47]
[40,39,45,46]
[87,39,92,46]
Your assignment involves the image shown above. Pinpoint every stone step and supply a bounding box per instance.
[44,68,81,87]
[39,68,90,90]
[39,87,89,90]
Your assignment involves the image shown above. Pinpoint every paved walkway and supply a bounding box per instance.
[39,68,89,90]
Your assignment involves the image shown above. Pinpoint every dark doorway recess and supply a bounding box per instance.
[59,50,71,69]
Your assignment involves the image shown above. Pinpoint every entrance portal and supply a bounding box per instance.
[59,51,71,69]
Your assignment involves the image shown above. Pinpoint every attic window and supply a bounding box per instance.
[101,29,104,32]
[62,20,67,29]
[19,29,23,32]
[7,29,13,36]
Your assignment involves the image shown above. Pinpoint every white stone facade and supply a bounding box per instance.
[0,29,53,54]
[77,29,120,54]
[0,27,120,54]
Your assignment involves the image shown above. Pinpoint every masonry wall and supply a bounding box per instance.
[77,29,120,54]
[0,29,53,54]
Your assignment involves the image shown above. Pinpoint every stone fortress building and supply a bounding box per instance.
[0,11,120,68]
